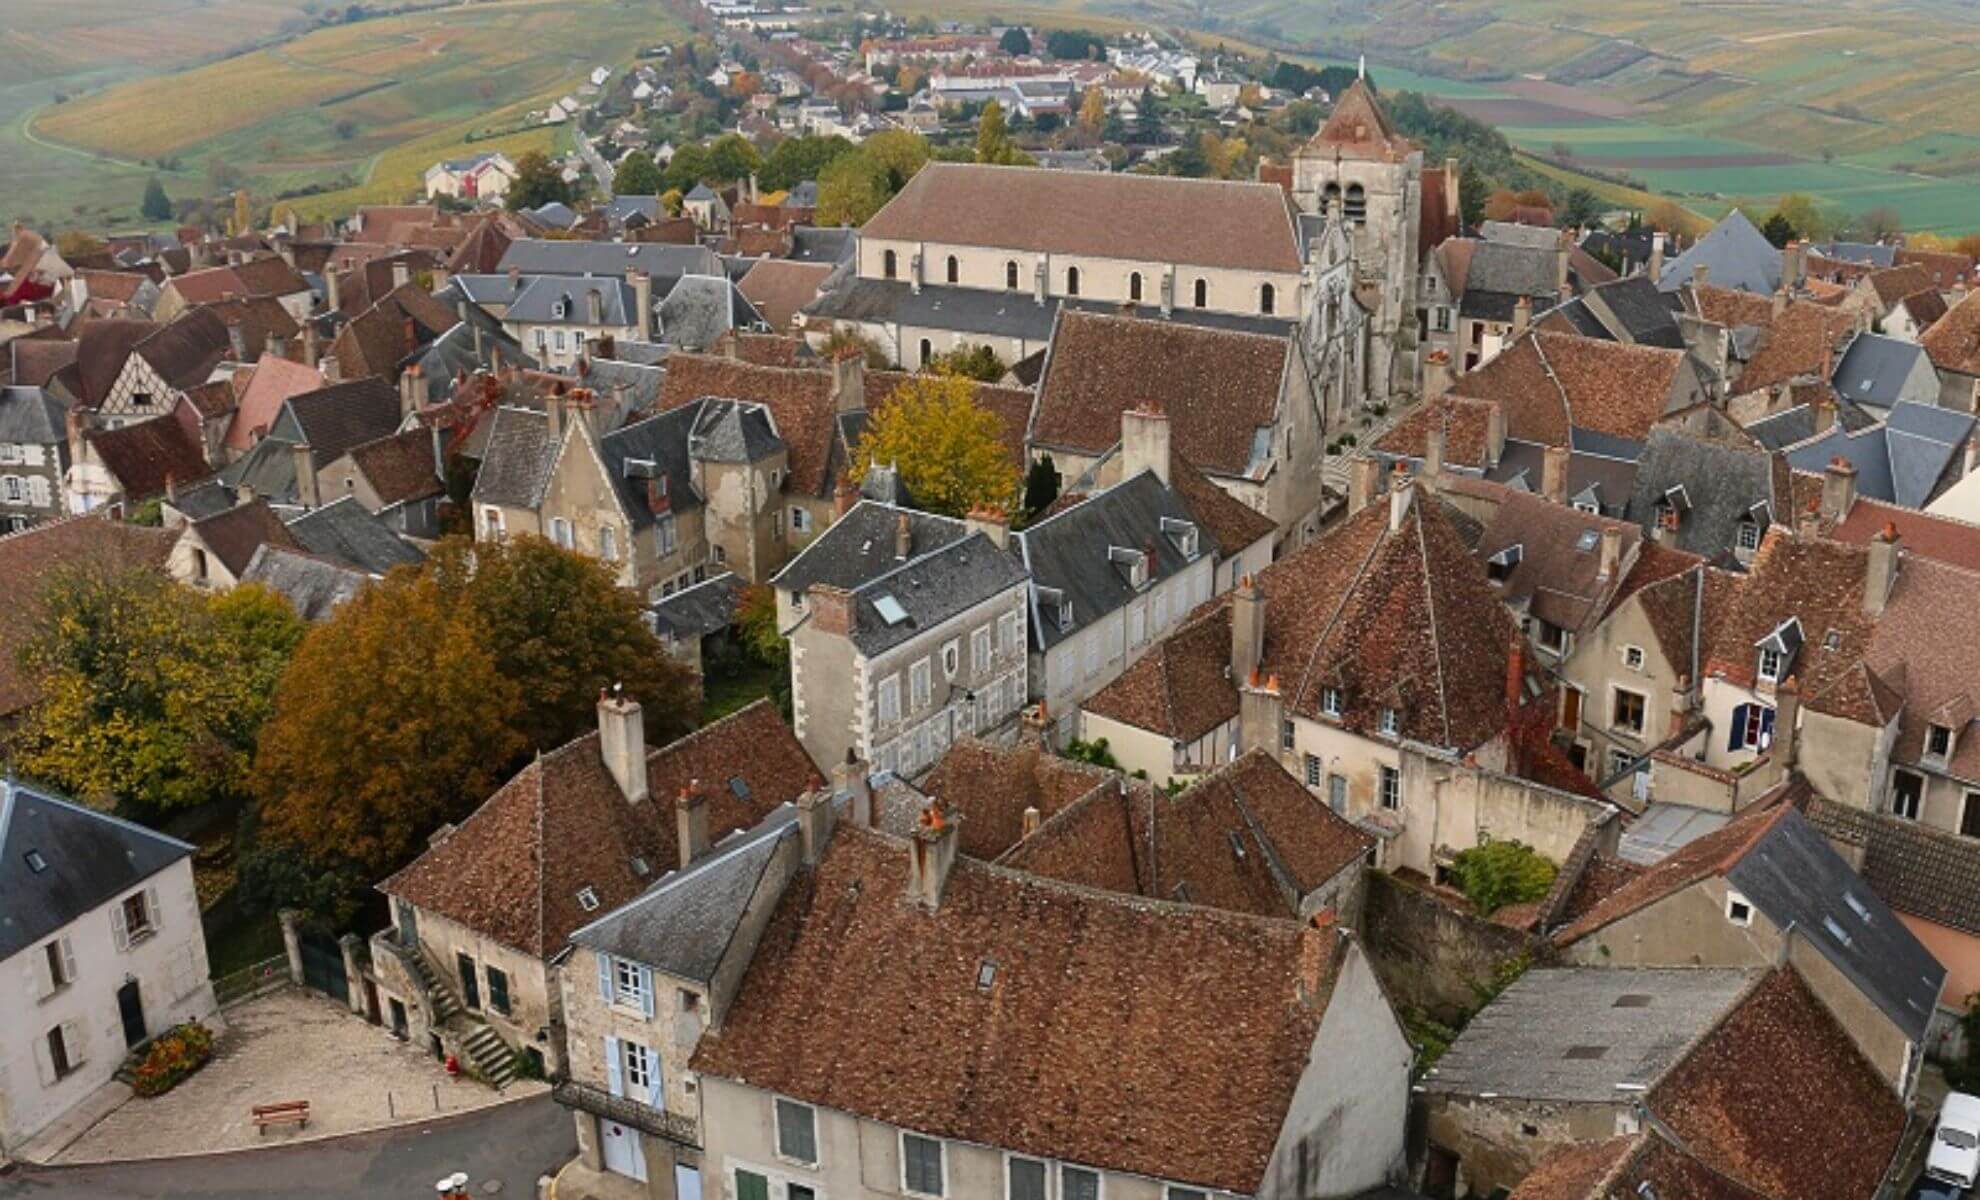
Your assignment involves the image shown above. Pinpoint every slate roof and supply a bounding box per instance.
[283,496,423,574]
[1421,967,1756,1101]
[191,497,302,576]
[690,823,1346,1195]
[85,416,212,500]
[999,750,1374,919]
[773,501,962,596]
[659,273,762,350]
[494,239,724,286]
[656,355,837,497]
[1923,288,1980,378]
[0,780,195,961]
[1012,470,1216,652]
[1579,275,1686,349]
[0,385,66,445]
[1658,210,1781,296]
[788,226,855,265]
[1647,966,1905,1199]
[1555,803,1943,1043]
[1485,437,1642,517]
[469,405,558,509]
[239,544,371,620]
[601,405,704,530]
[570,807,798,983]
[803,275,1295,346]
[1828,333,1931,409]
[506,275,640,326]
[1784,401,1973,510]
[1742,400,1876,451]
[381,700,821,958]
[1032,310,1291,478]
[1815,241,1897,269]
[647,571,743,643]
[1623,429,1785,561]
[860,162,1303,274]
[1457,241,1561,322]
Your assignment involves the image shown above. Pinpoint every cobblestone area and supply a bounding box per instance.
[56,987,546,1164]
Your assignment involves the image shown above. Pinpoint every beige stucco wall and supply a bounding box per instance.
[1423,1095,1628,1199]
[1391,750,1613,880]
[1033,554,1213,736]
[1556,597,1680,783]
[1077,710,1187,785]
[1799,710,1891,811]
[397,904,564,1073]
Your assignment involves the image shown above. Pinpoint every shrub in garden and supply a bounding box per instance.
[129,1021,216,1097]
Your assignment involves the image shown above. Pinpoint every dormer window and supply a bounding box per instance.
[1321,688,1342,717]
[1378,707,1400,737]
[1656,503,1680,532]
[1161,516,1199,559]
[1757,647,1782,682]
[1754,618,1802,686]
[553,297,569,320]
[1486,544,1522,582]
[1736,520,1761,552]
[1928,725,1954,761]
[1109,545,1150,590]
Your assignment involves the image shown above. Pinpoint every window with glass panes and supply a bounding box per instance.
[775,1098,818,1163]
[1008,1157,1047,1200]
[903,1134,944,1196]
[1060,1165,1100,1200]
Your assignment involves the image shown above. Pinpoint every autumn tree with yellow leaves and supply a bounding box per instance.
[851,373,1019,518]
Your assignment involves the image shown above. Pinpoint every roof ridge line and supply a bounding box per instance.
[1414,501,1454,749]
[1289,509,1389,711]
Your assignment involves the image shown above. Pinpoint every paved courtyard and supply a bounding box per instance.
[56,987,546,1164]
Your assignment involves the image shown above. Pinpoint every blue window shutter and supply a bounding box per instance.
[604,1035,623,1097]
[597,952,613,1004]
[1729,704,1748,751]
[646,1047,665,1111]
[639,965,656,1020]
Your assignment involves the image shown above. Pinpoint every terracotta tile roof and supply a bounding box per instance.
[1260,488,1530,752]
[194,297,300,358]
[1895,247,1974,289]
[1033,311,1291,478]
[345,428,442,507]
[447,217,514,276]
[1900,287,1948,331]
[1692,286,1860,395]
[1511,1132,1770,1200]
[1171,452,1277,554]
[381,700,821,958]
[190,497,302,577]
[918,738,1115,861]
[182,379,237,421]
[656,354,836,495]
[65,318,159,408]
[0,516,175,715]
[1,229,47,278]
[736,259,832,332]
[1553,801,1791,944]
[132,307,233,390]
[1805,796,1980,936]
[1865,553,1980,777]
[1448,334,1568,446]
[329,283,458,381]
[1923,288,1980,377]
[1534,331,1692,439]
[723,331,808,368]
[74,269,150,305]
[690,823,1343,1193]
[226,356,324,453]
[8,338,79,389]
[1081,603,1240,743]
[85,416,213,502]
[1865,263,1936,308]
[1473,489,1643,636]
[1704,526,1873,696]
[1558,852,1647,926]
[167,259,305,305]
[1648,966,1903,1199]
[1374,394,1499,466]
[862,162,1303,274]
[1824,486,1980,572]
[1304,79,1414,162]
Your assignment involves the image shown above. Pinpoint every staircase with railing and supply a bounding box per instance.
[372,933,517,1088]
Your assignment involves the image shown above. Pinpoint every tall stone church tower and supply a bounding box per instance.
[1291,80,1423,404]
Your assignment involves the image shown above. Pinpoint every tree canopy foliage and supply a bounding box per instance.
[1449,839,1557,916]
[850,373,1020,517]
[507,150,573,212]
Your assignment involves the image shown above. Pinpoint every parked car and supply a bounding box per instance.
[1907,1175,1963,1200]
[1927,1091,1980,1189]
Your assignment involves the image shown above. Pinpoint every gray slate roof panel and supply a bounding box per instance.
[0,386,66,445]
[283,496,425,574]
[0,781,194,961]
[647,571,744,642]
[1658,210,1781,296]
[1624,429,1779,559]
[1832,334,1930,409]
[495,239,724,286]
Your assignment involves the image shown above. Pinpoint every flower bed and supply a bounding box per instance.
[128,1022,216,1097]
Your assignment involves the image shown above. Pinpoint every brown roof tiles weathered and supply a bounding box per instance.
[84,416,213,502]
[1082,604,1241,744]
[381,699,822,958]
[345,429,442,507]
[1511,1132,1769,1200]
[1305,79,1414,162]
[1032,311,1292,478]
[860,162,1304,274]
[1553,802,1791,945]
[1373,394,1500,467]
[190,497,303,577]
[690,823,1343,1194]
[1865,263,1935,308]
[917,738,1115,861]
[1924,288,1980,378]
[736,259,832,333]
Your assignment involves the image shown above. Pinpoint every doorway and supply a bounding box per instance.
[600,1118,647,1181]
[456,952,480,1010]
[117,978,146,1048]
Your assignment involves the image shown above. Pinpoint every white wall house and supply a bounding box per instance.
[0,781,217,1157]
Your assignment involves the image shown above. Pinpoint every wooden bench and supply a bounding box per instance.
[251,1100,310,1133]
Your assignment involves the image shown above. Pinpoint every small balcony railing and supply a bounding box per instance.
[553,1080,700,1148]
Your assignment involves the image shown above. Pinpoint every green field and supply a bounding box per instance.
[6,0,679,229]
[889,0,1980,232]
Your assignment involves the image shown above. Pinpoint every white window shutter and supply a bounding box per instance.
[60,937,76,986]
[31,1030,54,1085]
[639,966,656,1020]
[145,886,161,932]
[111,898,129,951]
[604,1035,623,1097]
[61,1019,84,1068]
[597,953,613,1003]
[645,1047,665,1111]
[30,955,50,1001]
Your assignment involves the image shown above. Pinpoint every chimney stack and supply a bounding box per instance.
[292,442,319,508]
[392,261,411,291]
[1349,455,1379,516]
[1648,232,1665,284]
[908,800,962,911]
[1231,573,1265,686]
[833,749,872,827]
[1424,421,1445,484]
[1444,157,1460,222]
[964,506,1008,551]
[1692,262,1708,290]
[1512,294,1531,339]
[1814,396,1837,434]
[1388,462,1414,533]
[1773,674,1800,771]
[598,687,649,803]
[797,787,835,866]
[676,781,711,870]
[1541,443,1570,505]
[399,365,423,420]
[1238,671,1284,759]
[326,268,342,314]
[545,391,565,446]
[1598,524,1620,581]
[303,322,320,368]
[1821,456,1858,522]
[808,584,854,636]
[894,511,912,560]
[1120,401,1172,486]
[586,287,604,326]
[830,347,866,414]
[1485,403,1507,467]
[627,269,653,341]
[1021,806,1042,838]
[1864,523,1900,616]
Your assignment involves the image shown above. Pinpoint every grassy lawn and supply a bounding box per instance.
[701,656,786,724]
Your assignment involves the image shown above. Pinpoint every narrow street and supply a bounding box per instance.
[0,1094,574,1200]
